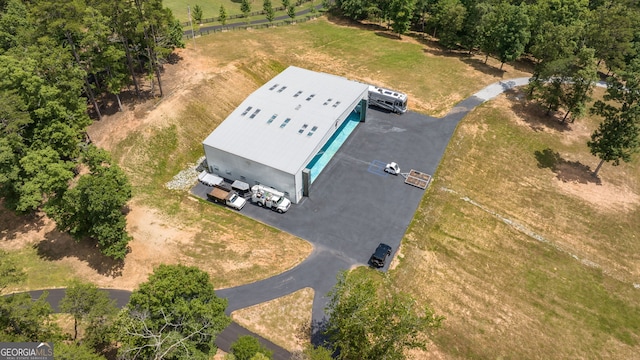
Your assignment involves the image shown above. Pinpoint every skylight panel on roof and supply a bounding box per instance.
[267,114,278,124]
[269,84,279,90]
[332,101,341,108]
[241,106,253,116]
[323,98,333,105]
[305,94,316,101]
[294,91,303,98]
[297,124,308,134]
[307,125,318,137]
[280,118,291,128]
[277,86,287,93]
[249,109,261,119]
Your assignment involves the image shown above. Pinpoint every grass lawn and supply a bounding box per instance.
[190,17,531,116]
[2,246,80,293]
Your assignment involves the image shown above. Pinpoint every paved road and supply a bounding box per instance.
[185,4,323,36]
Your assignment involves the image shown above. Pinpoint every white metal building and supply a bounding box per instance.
[202,66,369,203]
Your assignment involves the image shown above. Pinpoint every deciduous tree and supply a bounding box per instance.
[117,264,231,360]
[586,2,638,73]
[0,292,60,342]
[324,270,444,360]
[528,46,597,122]
[0,250,25,292]
[334,0,371,21]
[388,0,416,39]
[479,2,530,69]
[231,335,273,360]
[55,342,106,360]
[60,281,118,342]
[588,61,640,176]
[45,153,132,260]
[430,0,466,48]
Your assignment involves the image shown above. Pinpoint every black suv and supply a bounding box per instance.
[370,243,392,268]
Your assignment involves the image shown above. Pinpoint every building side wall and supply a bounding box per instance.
[203,144,301,203]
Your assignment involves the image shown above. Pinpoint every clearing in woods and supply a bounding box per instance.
[2,17,638,358]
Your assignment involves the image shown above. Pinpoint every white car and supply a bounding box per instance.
[384,162,400,175]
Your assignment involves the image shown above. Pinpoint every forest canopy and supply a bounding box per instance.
[0,0,184,259]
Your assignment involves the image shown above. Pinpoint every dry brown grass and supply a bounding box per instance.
[394,89,640,358]
[231,288,314,352]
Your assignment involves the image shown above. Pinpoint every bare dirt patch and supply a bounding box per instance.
[0,202,193,291]
[88,47,223,152]
[0,206,49,251]
[554,179,640,213]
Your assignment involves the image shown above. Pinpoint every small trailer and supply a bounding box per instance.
[368,85,408,114]
[198,170,224,187]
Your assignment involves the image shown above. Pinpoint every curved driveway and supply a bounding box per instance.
[14,78,530,359]
[216,77,532,325]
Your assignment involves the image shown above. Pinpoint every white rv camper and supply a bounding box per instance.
[368,86,408,114]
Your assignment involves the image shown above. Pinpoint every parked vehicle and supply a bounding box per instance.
[384,162,401,175]
[207,187,247,210]
[231,180,250,197]
[198,170,224,187]
[370,243,392,268]
[251,185,291,213]
[368,85,408,114]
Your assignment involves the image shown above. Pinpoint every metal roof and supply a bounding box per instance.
[203,66,369,175]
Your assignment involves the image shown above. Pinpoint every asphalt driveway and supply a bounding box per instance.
[231,108,454,265]
[194,107,460,324]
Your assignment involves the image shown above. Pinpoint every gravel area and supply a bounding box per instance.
[164,156,207,190]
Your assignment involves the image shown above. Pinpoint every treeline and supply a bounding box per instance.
[0,0,184,259]
[332,0,640,173]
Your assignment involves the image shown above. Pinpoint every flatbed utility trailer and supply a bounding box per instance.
[401,170,432,190]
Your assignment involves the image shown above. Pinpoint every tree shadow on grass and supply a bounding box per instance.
[374,31,400,40]
[0,206,46,243]
[35,230,125,278]
[506,89,572,133]
[461,56,506,77]
[534,148,601,185]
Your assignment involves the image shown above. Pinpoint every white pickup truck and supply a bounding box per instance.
[251,185,291,213]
